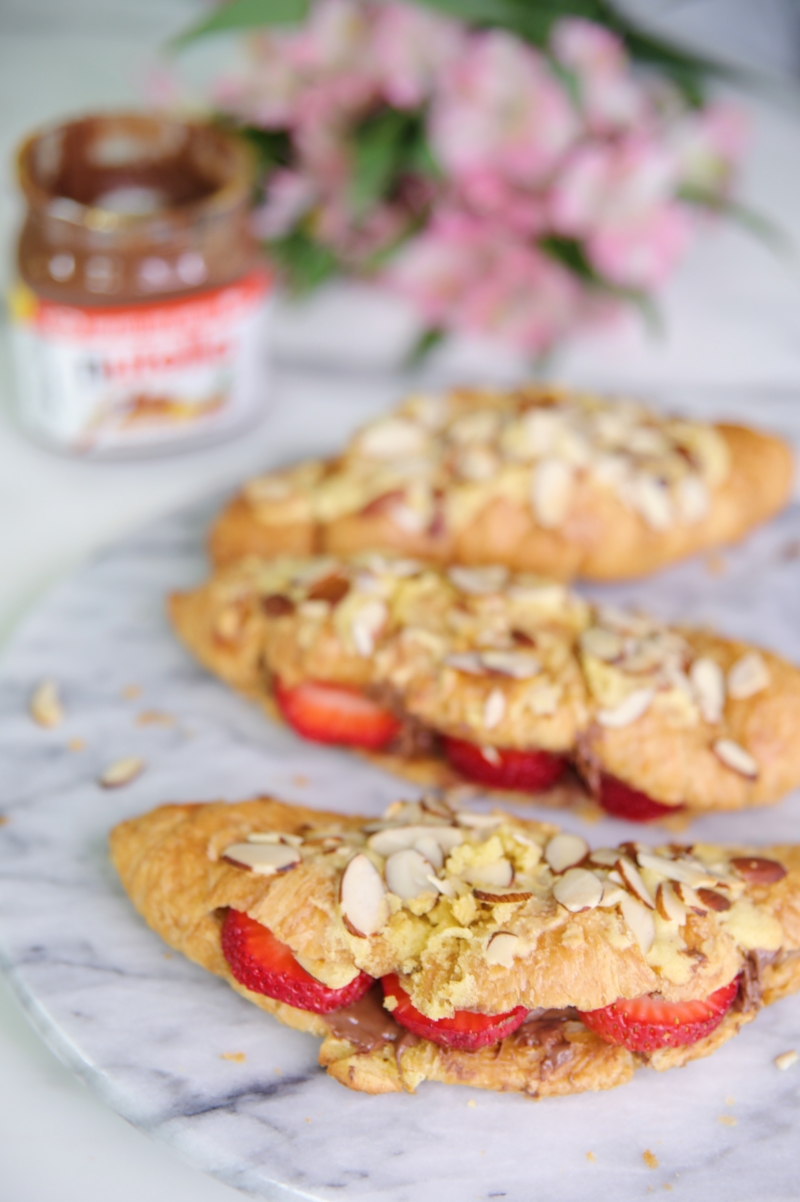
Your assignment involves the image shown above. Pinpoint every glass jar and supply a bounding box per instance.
[9,111,273,455]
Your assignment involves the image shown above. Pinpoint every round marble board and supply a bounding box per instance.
[1,496,800,1202]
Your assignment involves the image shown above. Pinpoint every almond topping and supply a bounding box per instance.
[385,848,437,901]
[774,1050,799,1072]
[349,599,387,657]
[598,881,628,908]
[696,887,731,912]
[544,833,589,874]
[462,859,514,889]
[368,825,463,858]
[447,565,508,595]
[655,881,687,925]
[485,931,521,968]
[712,738,758,779]
[636,852,717,890]
[261,593,294,617]
[99,757,144,788]
[483,689,506,730]
[552,867,603,913]
[588,848,621,869]
[340,854,388,937]
[690,657,725,724]
[247,831,304,846]
[596,688,654,729]
[480,745,501,768]
[619,893,655,954]
[729,857,787,885]
[444,652,486,676]
[580,628,624,662]
[307,573,350,605]
[480,651,541,679]
[727,653,770,700]
[222,842,301,874]
[615,857,655,908]
[474,888,533,904]
[530,458,573,528]
[30,680,64,728]
[455,811,504,830]
[672,881,707,912]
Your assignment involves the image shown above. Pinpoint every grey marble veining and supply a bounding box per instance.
[2,486,800,1199]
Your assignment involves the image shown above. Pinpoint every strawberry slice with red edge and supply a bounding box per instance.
[274,679,400,750]
[382,973,527,1051]
[599,774,685,823]
[443,736,566,792]
[222,909,374,1014]
[577,976,740,1053]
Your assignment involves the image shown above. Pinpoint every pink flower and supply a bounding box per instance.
[285,0,372,74]
[386,212,587,353]
[550,18,645,132]
[671,101,748,193]
[428,30,578,186]
[589,204,692,289]
[252,170,317,240]
[370,3,465,109]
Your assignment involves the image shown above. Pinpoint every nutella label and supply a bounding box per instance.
[9,269,272,453]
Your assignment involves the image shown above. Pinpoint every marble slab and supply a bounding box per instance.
[2,485,800,1201]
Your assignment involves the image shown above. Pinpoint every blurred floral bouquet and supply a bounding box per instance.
[186,0,747,357]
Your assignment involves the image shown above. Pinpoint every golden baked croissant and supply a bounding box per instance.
[169,554,800,821]
[209,385,793,581]
[110,795,800,1098]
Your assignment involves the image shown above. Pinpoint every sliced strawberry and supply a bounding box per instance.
[443,736,566,792]
[221,909,373,1014]
[382,973,527,1051]
[598,774,684,823]
[274,680,400,750]
[578,976,740,1053]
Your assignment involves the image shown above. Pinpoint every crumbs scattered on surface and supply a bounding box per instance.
[292,774,309,787]
[220,1052,246,1063]
[99,756,145,789]
[0,815,7,827]
[725,1095,735,1106]
[663,1185,673,1192]
[68,738,86,752]
[643,1151,659,1170]
[586,1152,596,1163]
[163,951,173,959]
[775,1050,799,1071]
[718,1114,737,1127]
[122,685,142,700]
[274,1068,282,1075]
[705,553,726,577]
[136,710,175,727]
[467,1099,476,1108]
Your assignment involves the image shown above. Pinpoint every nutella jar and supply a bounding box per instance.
[10,112,273,455]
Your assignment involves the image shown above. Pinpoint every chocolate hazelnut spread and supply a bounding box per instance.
[324,985,404,1052]
[10,111,273,455]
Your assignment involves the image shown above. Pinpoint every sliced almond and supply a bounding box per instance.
[30,680,63,728]
[690,657,725,724]
[552,867,603,913]
[588,848,622,869]
[474,888,533,904]
[455,811,504,830]
[631,474,672,531]
[480,745,501,767]
[696,887,731,912]
[712,738,758,779]
[598,880,628,908]
[672,881,707,913]
[307,572,350,605]
[483,689,506,730]
[426,873,456,898]
[655,881,688,925]
[368,825,463,858]
[247,831,304,847]
[222,842,301,874]
[414,834,444,871]
[479,651,541,679]
[544,833,589,874]
[261,593,294,617]
[619,893,656,954]
[727,653,770,700]
[385,848,436,901]
[99,757,144,789]
[596,688,654,729]
[358,416,427,458]
[444,652,487,676]
[530,458,573,529]
[636,852,717,890]
[580,628,623,662]
[462,859,514,889]
[349,599,388,657]
[615,857,655,908]
[674,474,709,525]
[447,565,508,595]
[485,931,521,968]
[214,605,245,642]
[730,856,787,885]
[340,854,388,936]
[774,1050,799,1072]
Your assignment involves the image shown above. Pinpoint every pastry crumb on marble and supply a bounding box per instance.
[169,553,800,819]
[208,384,793,582]
[774,1049,798,1071]
[111,794,800,1099]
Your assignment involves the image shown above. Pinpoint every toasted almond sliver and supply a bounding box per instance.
[480,651,541,679]
[616,856,655,909]
[636,851,717,889]
[447,565,508,595]
[455,811,503,830]
[474,888,533,904]
[598,881,628,908]
[99,757,144,789]
[712,738,758,779]
[619,893,655,955]
[340,853,388,937]
[248,831,304,846]
[530,458,573,529]
[672,881,707,913]
[462,858,514,889]
[385,848,436,901]
[480,745,501,767]
[596,688,654,729]
[444,652,486,676]
[368,824,463,858]
[222,842,301,874]
[774,1050,799,1072]
[30,680,64,728]
[483,689,506,730]
[552,867,603,913]
[728,652,770,700]
[729,856,787,885]
[544,833,589,874]
[485,931,521,968]
[690,657,725,724]
[696,887,731,912]
[588,848,621,868]
[580,627,624,662]
[350,599,387,657]
[655,881,688,925]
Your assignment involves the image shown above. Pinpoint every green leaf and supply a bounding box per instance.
[678,185,793,257]
[540,234,661,332]
[173,0,309,47]
[268,229,340,294]
[239,126,293,172]
[405,326,447,366]
[348,108,438,220]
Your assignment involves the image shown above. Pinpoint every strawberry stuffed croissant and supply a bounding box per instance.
[209,385,793,582]
[111,795,800,1098]
[169,554,800,822]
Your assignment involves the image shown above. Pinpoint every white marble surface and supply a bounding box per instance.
[1,456,800,1200]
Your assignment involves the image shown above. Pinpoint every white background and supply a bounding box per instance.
[2,2,800,1198]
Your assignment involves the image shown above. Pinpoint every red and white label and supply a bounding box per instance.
[10,269,272,453]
